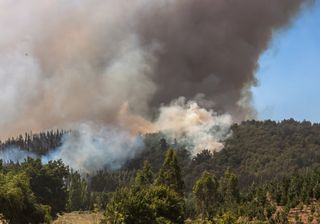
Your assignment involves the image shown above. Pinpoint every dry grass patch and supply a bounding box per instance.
[53,211,103,224]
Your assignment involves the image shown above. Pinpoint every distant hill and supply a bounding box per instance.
[2,119,320,191]
[124,119,320,191]
[208,119,320,187]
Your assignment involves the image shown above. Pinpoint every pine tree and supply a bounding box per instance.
[193,171,219,218]
[219,168,239,204]
[156,149,184,194]
[67,171,89,211]
[135,160,154,187]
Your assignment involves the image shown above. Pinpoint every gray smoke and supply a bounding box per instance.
[0,0,313,171]
[137,0,313,120]
[149,97,233,155]
[0,0,311,138]
[42,123,144,173]
[0,147,37,163]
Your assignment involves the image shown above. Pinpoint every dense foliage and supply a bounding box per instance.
[123,119,320,191]
[0,159,65,223]
[1,119,320,223]
[104,150,320,223]
[105,149,185,224]
[22,158,69,215]
[0,170,51,223]
[212,119,320,187]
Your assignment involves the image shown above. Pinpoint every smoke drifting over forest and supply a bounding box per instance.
[0,0,312,171]
[0,147,37,163]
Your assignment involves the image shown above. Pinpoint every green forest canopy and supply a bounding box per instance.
[1,119,320,222]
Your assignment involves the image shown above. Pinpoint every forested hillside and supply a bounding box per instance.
[124,119,320,191]
[1,119,320,223]
[198,119,320,187]
[2,119,320,192]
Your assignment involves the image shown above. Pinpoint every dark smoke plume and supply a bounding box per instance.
[0,0,307,136]
[136,0,311,120]
[0,0,312,162]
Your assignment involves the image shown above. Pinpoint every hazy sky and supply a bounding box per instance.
[252,1,320,122]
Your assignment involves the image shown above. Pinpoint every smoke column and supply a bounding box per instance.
[0,0,313,170]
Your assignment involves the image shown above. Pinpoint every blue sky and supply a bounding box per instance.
[252,2,320,122]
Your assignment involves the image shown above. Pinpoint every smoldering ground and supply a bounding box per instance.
[0,0,313,171]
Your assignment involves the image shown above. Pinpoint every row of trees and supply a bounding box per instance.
[104,148,320,223]
[0,158,122,223]
[104,149,186,223]
[104,149,242,223]
[121,119,320,192]
[0,130,65,155]
[0,158,68,223]
[2,119,320,195]
[2,119,320,222]
[2,148,320,223]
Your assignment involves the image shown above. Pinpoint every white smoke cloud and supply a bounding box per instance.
[0,147,37,163]
[39,98,232,172]
[0,0,307,172]
[42,123,144,173]
[118,97,233,155]
[154,97,232,155]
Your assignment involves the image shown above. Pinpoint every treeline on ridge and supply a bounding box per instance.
[1,119,320,222]
[2,119,320,190]
[123,119,320,191]
[0,130,65,155]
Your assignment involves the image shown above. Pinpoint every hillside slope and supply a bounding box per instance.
[125,119,320,190]
[2,119,320,190]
